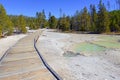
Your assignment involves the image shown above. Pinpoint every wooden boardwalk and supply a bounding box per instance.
[0,30,56,80]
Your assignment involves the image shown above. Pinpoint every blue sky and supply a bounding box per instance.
[0,0,116,18]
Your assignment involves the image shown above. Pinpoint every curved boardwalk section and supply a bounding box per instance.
[0,30,56,80]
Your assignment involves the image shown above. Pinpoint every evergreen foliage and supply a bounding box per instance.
[110,10,120,32]
[36,10,47,28]
[0,4,13,37]
[57,14,70,31]
[48,16,57,29]
[90,4,98,32]
[17,15,27,33]
[97,0,110,33]
[1,0,120,37]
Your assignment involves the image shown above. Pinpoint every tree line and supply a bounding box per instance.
[56,0,120,33]
[0,0,120,37]
[0,4,13,36]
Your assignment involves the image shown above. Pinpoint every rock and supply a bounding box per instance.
[118,40,120,43]
[63,51,80,57]
[42,35,47,36]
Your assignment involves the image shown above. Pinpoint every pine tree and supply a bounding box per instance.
[6,16,13,35]
[97,0,110,33]
[110,10,120,32]
[0,4,13,36]
[74,10,81,31]
[36,10,47,28]
[0,4,6,33]
[29,18,37,29]
[41,10,46,28]
[48,16,57,29]
[18,15,27,33]
[58,14,70,31]
[90,4,98,32]
[80,7,90,31]
[48,12,52,19]
[36,12,42,28]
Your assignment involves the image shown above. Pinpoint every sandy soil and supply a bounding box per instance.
[0,34,26,59]
[37,29,120,80]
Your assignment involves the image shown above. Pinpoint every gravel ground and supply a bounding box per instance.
[37,29,120,80]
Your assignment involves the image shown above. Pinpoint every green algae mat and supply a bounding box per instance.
[73,36,120,53]
[74,42,106,53]
[96,36,120,49]
[98,36,119,42]
[92,41,120,49]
